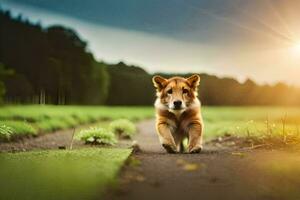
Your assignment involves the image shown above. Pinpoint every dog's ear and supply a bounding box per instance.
[152,75,167,91]
[187,74,200,90]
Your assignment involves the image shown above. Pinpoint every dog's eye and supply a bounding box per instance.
[167,89,173,94]
[183,89,189,94]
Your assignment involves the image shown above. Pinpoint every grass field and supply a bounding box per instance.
[1,105,300,142]
[0,148,132,200]
[0,105,153,140]
[0,106,300,200]
[202,106,300,140]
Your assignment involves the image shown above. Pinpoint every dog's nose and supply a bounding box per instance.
[173,100,182,108]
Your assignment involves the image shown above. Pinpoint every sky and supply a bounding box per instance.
[1,0,300,85]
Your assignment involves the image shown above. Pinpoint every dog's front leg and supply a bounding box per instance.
[156,123,177,153]
[188,122,203,153]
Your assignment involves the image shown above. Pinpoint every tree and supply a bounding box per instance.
[0,63,14,104]
[105,62,154,105]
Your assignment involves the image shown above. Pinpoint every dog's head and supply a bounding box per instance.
[152,74,200,111]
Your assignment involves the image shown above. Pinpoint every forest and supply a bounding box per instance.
[1,8,300,106]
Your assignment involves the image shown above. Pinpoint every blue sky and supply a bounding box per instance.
[2,0,300,85]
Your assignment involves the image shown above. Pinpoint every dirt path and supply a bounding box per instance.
[0,128,86,152]
[0,125,131,152]
[105,119,300,200]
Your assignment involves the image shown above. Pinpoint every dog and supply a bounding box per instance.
[152,74,204,153]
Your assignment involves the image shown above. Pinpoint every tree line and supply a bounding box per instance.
[0,9,108,105]
[1,8,300,106]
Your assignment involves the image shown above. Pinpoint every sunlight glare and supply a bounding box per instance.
[292,42,300,56]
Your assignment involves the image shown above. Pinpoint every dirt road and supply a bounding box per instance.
[105,119,300,200]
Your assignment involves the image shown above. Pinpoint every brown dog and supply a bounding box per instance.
[152,74,204,153]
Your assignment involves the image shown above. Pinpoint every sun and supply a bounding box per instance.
[291,42,300,55]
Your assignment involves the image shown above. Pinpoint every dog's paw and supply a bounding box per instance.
[188,145,203,154]
[162,144,177,154]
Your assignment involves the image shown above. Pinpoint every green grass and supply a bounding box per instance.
[203,106,300,123]
[0,148,132,200]
[0,124,13,140]
[1,105,300,142]
[0,120,37,140]
[75,127,117,145]
[109,119,137,138]
[0,105,154,122]
[34,117,77,132]
[202,107,300,143]
[0,105,153,140]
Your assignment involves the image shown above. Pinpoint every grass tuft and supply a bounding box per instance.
[0,121,37,140]
[75,127,117,145]
[0,124,13,140]
[109,119,136,139]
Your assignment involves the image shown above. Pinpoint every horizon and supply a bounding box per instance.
[2,0,300,86]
